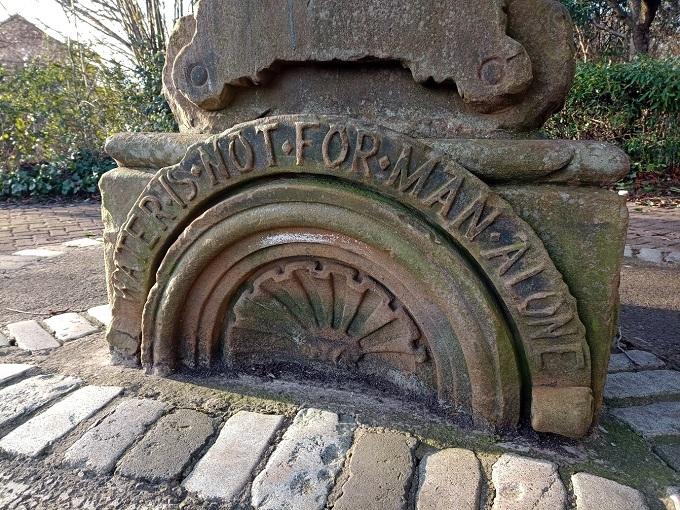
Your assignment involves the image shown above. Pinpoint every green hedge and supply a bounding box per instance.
[545,57,679,181]
[0,55,175,199]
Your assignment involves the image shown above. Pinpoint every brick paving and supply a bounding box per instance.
[627,204,680,253]
[0,200,102,254]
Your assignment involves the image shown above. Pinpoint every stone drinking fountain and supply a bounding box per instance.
[100,0,629,438]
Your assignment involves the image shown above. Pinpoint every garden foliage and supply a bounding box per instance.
[0,52,175,197]
[545,57,679,183]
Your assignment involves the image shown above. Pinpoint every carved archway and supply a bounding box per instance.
[109,115,593,435]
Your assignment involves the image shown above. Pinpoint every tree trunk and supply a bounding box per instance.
[628,0,661,56]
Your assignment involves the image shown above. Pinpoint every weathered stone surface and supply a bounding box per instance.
[98,166,155,310]
[0,255,35,270]
[491,454,567,510]
[183,411,284,502]
[531,386,593,438]
[116,409,214,482]
[0,375,81,431]
[496,185,628,418]
[0,364,35,385]
[611,402,680,438]
[654,443,680,472]
[87,304,112,327]
[416,448,482,510]
[64,398,166,474]
[608,351,665,373]
[62,238,102,248]
[164,1,574,137]
[44,313,98,342]
[13,248,64,258]
[334,430,416,510]
[0,386,122,457]
[437,140,629,186]
[174,0,532,112]
[104,132,629,186]
[251,408,355,510]
[105,132,206,169]
[604,371,680,403]
[7,320,60,351]
[571,473,649,510]
[0,331,9,347]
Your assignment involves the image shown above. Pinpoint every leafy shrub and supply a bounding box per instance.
[0,51,175,198]
[545,57,680,183]
[0,149,116,197]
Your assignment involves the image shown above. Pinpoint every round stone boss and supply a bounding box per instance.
[110,115,593,436]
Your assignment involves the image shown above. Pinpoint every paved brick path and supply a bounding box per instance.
[627,205,680,253]
[0,200,102,254]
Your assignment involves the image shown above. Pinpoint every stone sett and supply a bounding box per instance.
[183,411,284,503]
[604,370,680,403]
[0,255,35,270]
[608,350,665,373]
[87,304,112,327]
[571,472,648,510]
[44,313,98,342]
[611,401,680,438]
[654,443,680,472]
[333,430,416,510]
[491,454,567,510]
[416,448,482,510]
[64,398,166,474]
[116,409,214,483]
[63,238,102,248]
[0,374,81,431]
[7,320,60,351]
[0,364,35,385]
[251,408,356,510]
[0,385,122,457]
[13,248,64,258]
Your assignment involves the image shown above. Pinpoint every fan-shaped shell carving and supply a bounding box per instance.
[227,260,427,367]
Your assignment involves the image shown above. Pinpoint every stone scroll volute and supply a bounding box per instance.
[171,0,533,112]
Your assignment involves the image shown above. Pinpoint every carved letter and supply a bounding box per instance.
[295,121,320,166]
[528,312,577,340]
[256,122,279,167]
[322,125,350,169]
[387,145,439,197]
[197,143,229,185]
[123,214,159,249]
[352,130,380,177]
[422,174,463,218]
[166,167,199,204]
[481,237,529,276]
[138,195,176,231]
[158,175,187,209]
[229,131,254,172]
[449,193,500,240]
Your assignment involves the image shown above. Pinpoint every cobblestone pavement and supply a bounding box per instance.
[0,200,102,254]
[0,241,679,509]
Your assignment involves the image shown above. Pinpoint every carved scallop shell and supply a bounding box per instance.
[227,259,427,367]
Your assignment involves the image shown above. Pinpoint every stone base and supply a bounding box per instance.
[99,118,627,437]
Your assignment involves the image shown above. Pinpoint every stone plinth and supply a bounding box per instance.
[100,0,629,439]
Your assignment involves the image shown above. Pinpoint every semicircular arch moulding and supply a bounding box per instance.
[108,115,593,436]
